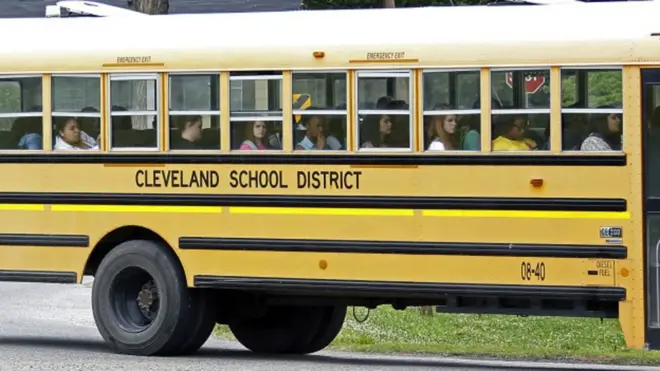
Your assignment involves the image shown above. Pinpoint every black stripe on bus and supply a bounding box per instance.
[0,233,89,247]
[179,237,627,259]
[0,192,627,212]
[0,270,77,284]
[193,276,627,301]
[0,153,627,166]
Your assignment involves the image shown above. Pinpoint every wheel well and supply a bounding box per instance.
[84,225,178,276]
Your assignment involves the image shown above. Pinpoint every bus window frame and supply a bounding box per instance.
[0,75,43,152]
[228,72,284,152]
[559,66,624,154]
[420,68,482,153]
[0,75,42,115]
[167,72,221,152]
[490,66,552,153]
[355,70,414,153]
[107,73,160,152]
[51,73,102,152]
[292,70,349,153]
[0,79,22,113]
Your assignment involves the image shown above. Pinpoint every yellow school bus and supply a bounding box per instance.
[0,0,658,356]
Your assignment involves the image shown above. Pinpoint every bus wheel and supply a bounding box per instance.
[229,306,311,354]
[91,239,191,356]
[287,305,346,354]
[171,289,217,355]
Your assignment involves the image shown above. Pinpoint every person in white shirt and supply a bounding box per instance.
[54,117,99,151]
[295,114,342,150]
[426,104,459,151]
[580,105,622,152]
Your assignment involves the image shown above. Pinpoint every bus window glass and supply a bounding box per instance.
[109,75,159,149]
[0,77,42,150]
[422,70,481,151]
[357,71,411,150]
[490,69,550,152]
[292,72,347,151]
[169,74,220,150]
[560,68,623,152]
[230,73,283,151]
[52,75,101,151]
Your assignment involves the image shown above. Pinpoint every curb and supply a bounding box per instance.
[324,351,660,370]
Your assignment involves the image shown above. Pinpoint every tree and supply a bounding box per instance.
[383,0,396,7]
[127,0,169,14]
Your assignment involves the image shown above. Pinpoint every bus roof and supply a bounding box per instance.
[0,1,659,72]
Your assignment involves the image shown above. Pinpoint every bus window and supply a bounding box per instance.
[292,72,347,151]
[356,70,411,150]
[168,74,220,150]
[109,74,159,150]
[229,72,283,151]
[560,68,623,152]
[422,70,481,151]
[490,68,550,152]
[52,75,101,151]
[0,77,42,150]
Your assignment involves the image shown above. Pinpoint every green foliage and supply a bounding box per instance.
[302,0,484,10]
[215,307,657,365]
[0,82,20,131]
[561,70,622,108]
[0,82,20,113]
[421,69,621,114]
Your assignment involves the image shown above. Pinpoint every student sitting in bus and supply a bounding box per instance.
[54,117,99,151]
[171,115,203,150]
[459,115,480,151]
[239,120,272,150]
[295,114,342,150]
[15,116,43,150]
[460,98,505,151]
[580,106,622,151]
[360,114,395,149]
[79,106,101,143]
[426,104,459,151]
[492,114,537,151]
[376,96,393,109]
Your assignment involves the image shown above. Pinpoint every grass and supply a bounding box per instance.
[214,306,660,365]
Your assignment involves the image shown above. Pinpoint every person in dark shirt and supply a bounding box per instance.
[171,115,203,150]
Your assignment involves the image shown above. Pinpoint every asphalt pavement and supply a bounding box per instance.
[0,278,658,371]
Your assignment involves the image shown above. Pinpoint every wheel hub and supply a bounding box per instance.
[137,280,159,320]
[109,267,161,333]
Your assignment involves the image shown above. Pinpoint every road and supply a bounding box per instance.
[0,279,656,371]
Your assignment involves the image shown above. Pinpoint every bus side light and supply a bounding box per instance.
[621,267,630,277]
[313,51,325,58]
[530,178,544,188]
[319,260,328,270]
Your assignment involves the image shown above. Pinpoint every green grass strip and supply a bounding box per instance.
[214,306,660,365]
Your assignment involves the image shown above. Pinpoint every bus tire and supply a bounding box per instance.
[229,306,303,354]
[287,305,346,354]
[91,239,191,356]
[172,289,217,355]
